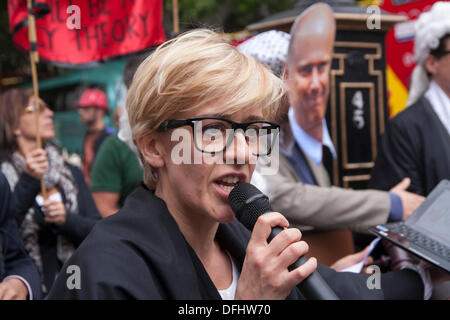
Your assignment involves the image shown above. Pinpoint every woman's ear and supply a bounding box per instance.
[13,126,21,137]
[137,133,165,169]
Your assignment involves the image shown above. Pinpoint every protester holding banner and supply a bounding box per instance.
[0,89,101,295]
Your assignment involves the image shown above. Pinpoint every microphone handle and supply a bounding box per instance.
[270,226,339,300]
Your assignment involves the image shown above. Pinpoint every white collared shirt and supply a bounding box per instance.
[288,108,337,166]
[424,80,450,136]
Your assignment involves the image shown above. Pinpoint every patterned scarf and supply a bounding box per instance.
[1,144,77,290]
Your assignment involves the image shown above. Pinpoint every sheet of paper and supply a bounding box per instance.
[35,192,63,214]
[339,237,381,273]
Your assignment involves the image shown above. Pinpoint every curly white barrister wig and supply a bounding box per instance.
[414,1,450,65]
[407,1,450,106]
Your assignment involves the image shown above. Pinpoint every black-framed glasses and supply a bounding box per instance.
[157,116,280,156]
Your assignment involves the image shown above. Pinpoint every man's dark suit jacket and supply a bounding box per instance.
[370,97,450,196]
[47,184,423,299]
[0,173,41,299]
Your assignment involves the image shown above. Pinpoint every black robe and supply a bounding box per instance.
[47,184,424,300]
[369,97,450,196]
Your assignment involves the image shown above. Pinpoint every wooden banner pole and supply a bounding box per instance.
[27,0,47,199]
[172,0,179,35]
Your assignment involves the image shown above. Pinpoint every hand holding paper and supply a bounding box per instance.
[36,191,67,226]
[331,237,381,273]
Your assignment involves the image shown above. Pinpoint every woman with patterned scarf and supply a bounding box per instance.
[0,88,101,296]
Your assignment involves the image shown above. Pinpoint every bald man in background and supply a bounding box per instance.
[255,3,425,253]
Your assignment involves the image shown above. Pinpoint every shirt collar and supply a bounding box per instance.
[288,107,337,166]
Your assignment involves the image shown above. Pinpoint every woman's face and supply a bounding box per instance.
[16,97,55,143]
[154,103,265,225]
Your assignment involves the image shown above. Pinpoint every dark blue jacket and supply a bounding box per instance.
[10,163,101,294]
[0,172,41,299]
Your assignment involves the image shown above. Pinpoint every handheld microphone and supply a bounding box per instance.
[228,182,339,300]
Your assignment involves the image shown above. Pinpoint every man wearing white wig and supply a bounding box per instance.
[369,1,450,197]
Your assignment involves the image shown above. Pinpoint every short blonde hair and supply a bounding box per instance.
[126,29,285,189]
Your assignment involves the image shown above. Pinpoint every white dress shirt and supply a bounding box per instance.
[288,108,337,165]
[424,80,450,136]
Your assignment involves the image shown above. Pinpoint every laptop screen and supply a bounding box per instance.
[412,189,450,247]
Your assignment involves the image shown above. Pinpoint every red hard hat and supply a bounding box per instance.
[77,89,109,112]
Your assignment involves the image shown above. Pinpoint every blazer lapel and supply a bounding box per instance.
[423,97,450,145]
[126,186,223,299]
[216,221,250,272]
[279,125,312,184]
[303,152,331,187]
[281,124,331,187]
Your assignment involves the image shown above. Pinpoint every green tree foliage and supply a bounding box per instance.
[166,0,298,32]
[0,1,29,76]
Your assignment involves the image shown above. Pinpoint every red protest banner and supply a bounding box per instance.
[8,0,166,65]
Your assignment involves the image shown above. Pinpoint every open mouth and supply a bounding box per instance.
[214,175,245,194]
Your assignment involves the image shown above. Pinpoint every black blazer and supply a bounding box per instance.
[0,173,41,299]
[47,184,424,300]
[369,97,450,196]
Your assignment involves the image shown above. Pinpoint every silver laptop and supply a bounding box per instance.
[369,179,450,272]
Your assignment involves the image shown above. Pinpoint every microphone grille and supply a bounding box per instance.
[228,183,273,231]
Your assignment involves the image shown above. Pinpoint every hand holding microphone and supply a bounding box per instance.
[234,210,317,299]
[229,183,339,300]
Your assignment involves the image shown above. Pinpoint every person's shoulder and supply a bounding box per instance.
[98,134,129,154]
[92,185,174,246]
[385,99,433,141]
[67,208,145,270]
[98,134,119,148]
[48,214,150,299]
[391,97,430,127]
[105,133,121,143]
[71,186,175,267]
[75,213,129,250]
